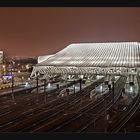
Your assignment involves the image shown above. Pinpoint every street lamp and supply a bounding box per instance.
[111,76,115,107]
[9,61,15,103]
[11,72,15,101]
[36,72,39,103]
[80,78,82,93]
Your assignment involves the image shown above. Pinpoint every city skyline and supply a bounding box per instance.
[0,7,140,57]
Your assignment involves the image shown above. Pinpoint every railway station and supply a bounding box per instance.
[0,42,140,133]
[31,42,139,98]
[29,42,140,132]
[1,6,140,134]
[31,42,140,80]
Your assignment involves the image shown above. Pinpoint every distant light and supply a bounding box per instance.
[48,83,51,88]
[80,75,84,79]
[131,70,134,73]
[100,85,103,92]
[18,70,21,73]
[96,75,104,80]
[13,61,15,65]
[130,86,133,93]
[25,64,30,69]
[25,82,29,87]
[3,75,12,80]
[2,65,5,68]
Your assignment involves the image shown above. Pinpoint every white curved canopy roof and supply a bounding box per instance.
[38,55,54,63]
[37,42,140,68]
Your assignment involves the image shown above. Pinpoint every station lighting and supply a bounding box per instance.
[99,85,103,93]
[47,83,51,88]
[129,86,134,93]
[80,75,84,79]
[96,75,104,80]
[25,82,29,87]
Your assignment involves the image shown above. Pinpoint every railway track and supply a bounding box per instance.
[0,80,80,116]
[82,76,140,133]
[109,94,140,133]
[27,76,125,132]
[107,76,140,133]
[0,78,104,132]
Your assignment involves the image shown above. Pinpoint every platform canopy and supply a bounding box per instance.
[31,42,140,78]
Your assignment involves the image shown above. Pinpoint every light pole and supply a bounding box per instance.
[36,72,39,103]
[80,78,82,93]
[10,61,15,103]
[44,78,47,103]
[11,73,14,99]
[66,77,67,88]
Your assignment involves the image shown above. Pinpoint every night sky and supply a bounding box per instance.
[0,7,140,57]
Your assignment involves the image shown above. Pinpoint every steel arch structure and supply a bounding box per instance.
[31,42,140,79]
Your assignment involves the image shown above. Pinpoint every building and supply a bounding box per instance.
[0,51,3,64]
[0,51,4,78]
[31,42,140,80]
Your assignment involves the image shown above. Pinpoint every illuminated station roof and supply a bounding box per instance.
[37,42,140,67]
[31,42,140,77]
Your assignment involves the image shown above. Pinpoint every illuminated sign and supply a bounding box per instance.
[3,75,12,80]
